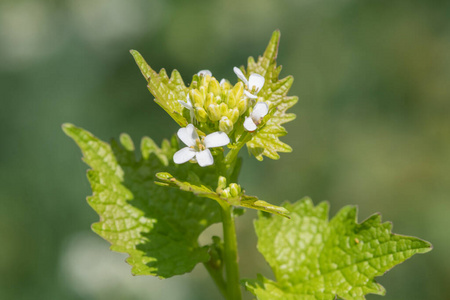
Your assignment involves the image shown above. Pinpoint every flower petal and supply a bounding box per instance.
[173,147,196,164]
[204,131,230,148]
[252,102,269,119]
[219,78,226,86]
[198,70,212,77]
[233,67,248,85]
[244,90,258,99]
[178,100,192,110]
[177,124,198,147]
[243,117,257,131]
[196,149,214,167]
[248,73,265,92]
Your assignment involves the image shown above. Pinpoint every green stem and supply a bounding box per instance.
[223,131,253,178]
[220,202,242,300]
[203,262,227,298]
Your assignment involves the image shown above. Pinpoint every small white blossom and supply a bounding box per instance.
[233,67,265,99]
[178,95,195,123]
[173,124,230,167]
[243,102,269,131]
[197,70,212,77]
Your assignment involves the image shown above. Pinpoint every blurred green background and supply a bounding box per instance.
[1,0,449,299]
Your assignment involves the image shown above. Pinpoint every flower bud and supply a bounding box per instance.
[208,78,221,96]
[231,82,244,100]
[221,188,232,198]
[229,183,241,197]
[217,176,227,190]
[199,86,207,99]
[207,104,221,121]
[228,108,240,124]
[219,116,233,134]
[190,89,204,107]
[237,98,248,115]
[195,107,208,122]
[219,102,228,116]
[227,92,237,108]
[200,74,211,88]
[220,79,232,90]
[205,92,214,108]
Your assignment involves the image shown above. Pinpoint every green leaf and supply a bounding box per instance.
[155,172,290,218]
[62,123,221,278]
[243,30,298,160]
[244,198,432,300]
[130,50,188,127]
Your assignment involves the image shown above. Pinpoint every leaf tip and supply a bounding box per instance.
[156,172,173,181]
[61,122,74,133]
[120,133,135,151]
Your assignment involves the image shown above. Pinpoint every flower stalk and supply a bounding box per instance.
[219,201,242,300]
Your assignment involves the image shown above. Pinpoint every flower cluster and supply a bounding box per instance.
[174,67,269,167]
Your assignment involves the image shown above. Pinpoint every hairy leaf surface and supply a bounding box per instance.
[63,124,221,278]
[244,198,432,299]
[130,50,188,127]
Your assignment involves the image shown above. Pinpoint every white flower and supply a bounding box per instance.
[233,67,265,99]
[173,124,230,167]
[243,102,269,131]
[178,95,195,123]
[197,70,212,77]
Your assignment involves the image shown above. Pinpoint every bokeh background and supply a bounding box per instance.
[1,0,449,299]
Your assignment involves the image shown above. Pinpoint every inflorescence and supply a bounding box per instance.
[174,67,269,167]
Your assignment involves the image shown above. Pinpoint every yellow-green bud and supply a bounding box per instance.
[190,89,204,107]
[208,78,221,96]
[199,86,207,100]
[200,75,211,88]
[217,176,227,190]
[221,188,232,198]
[227,92,237,108]
[219,102,228,116]
[219,116,233,134]
[221,80,232,90]
[207,104,221,121]
[228,108,240,124]
[195,107,208,122]
[205,92,214,108]
[229,183,241,197]
[237,98,248,115]
[231,82,244,100]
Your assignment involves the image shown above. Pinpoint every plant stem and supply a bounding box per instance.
[203,262,227,298]
[219,202,242,300]
[223,131,253,179]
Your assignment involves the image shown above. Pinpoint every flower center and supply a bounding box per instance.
[250,85,260,94]
[191,138,206,152]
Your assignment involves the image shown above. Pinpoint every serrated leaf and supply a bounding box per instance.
[130,50,188,127]
[244,198,432,300]
[155,172,290,218]
[62,123,221,278]
[243,30,297,161]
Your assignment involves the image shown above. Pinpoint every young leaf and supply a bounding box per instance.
[130,50,188,127]
[244,198,432,300]
[242,30,297,160]
[155,172,290,218]
[62,124,221,278]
